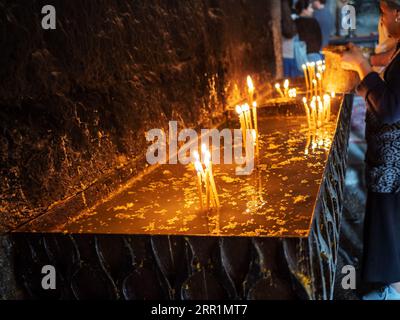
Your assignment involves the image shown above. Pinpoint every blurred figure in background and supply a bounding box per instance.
[295,0,324,62]
[282,0,302,77]
[312,0,335,48]
[370,16,398,71]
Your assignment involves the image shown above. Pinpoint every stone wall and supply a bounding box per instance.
[0,0,281,232]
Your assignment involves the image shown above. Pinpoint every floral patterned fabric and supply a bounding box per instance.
[357,42,400,193]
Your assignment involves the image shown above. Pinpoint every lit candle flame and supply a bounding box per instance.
[193,150,200,162]
[247,76,254,92]
[194,161,203,173]
[284,79,289,89]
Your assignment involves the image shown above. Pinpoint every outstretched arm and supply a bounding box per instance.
[342,43,400,125]
[370,48,396,67]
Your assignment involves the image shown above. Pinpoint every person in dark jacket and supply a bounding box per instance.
[295,0,323,62]
[341,0,400,300]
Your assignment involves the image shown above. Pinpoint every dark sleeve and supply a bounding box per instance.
[357,61,400,125]
[281,0,297,38]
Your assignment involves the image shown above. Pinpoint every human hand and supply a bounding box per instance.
[340,43,372,79]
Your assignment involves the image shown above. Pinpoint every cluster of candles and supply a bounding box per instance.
[275,79,297,99]
[300,60,336,129]
[302,61,326,99]
[304,128,332,155]
[192,76,260,212]
[302,94,333,129]
[235,103,258,154]
[235,76,259,158]
[193,144,220,211]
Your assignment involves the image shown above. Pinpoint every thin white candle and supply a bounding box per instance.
[302,97,311,129]
[236,105,246,145]
[252,101,259,159]
[323,94,331,122]
[242,104,253,130]
[247,76,255,103]
[204,149,219,208]
[302,64,310,97]
[194,161,204,210]
[275,83,285,98]
[283,79,289,97]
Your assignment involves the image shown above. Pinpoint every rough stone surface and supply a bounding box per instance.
[0,0,280,232]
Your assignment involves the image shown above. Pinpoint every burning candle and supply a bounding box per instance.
[305,130,311,155]
[302,97,311,129]
[205,169,210,210]
[310,98,317,129]
[247,75,255,103]
[316,73,323,97]
[307,63,313,85]
[310,62,316,80]
[200,145,211,210]
[317,96,323,128]
[323,94,331,123]
[194,151,207,209]
[194,161,204,210]
[283,79,289,97]
[252,101,259,159]
[193,146,220,211]
[203,148,220,208]
[312,79,318,98]
[288,88,297,98]
[236,105,246,145]
[242,104,253,131]
[251,130,257,146]
[275,83,285,98]
[302,64,310,97]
